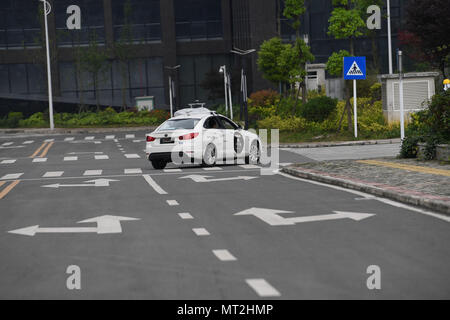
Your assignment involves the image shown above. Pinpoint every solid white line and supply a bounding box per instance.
[246,279,281,297]
[32,158,47,163]
[164,169,182,173]
[83,170,102,176]
[277,171,450,223]
[143,174,168,195]
[125,168,142,174]
[167,199,179,206]
[95,155,109,160]
[1,173,24,180]
[125,154,140,159]
[43,171,64,178]
[212,249,237,261]
[64,156,78,161]
[192,228,210,236]
[203,167,223,171]
[178,212,194,220]
[64,137,74,141]
[1,160,16,164]
[23,141,34,144]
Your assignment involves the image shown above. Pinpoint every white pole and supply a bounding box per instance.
[387,0,393,74]
[223,66,229,116]
[227,73,233,120]
[42,1,54,130]
[398,51,405,140]
[168,75,173,117]
[353,79,358,138]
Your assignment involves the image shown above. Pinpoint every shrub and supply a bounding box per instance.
[300,96,337,122]
[6,112,23,128]
[369,83,382,101]
[400,135,420,158]
[258,116,308,131]
[249,89,280,107]
[18,112,47,128]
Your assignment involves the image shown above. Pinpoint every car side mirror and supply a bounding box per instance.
[237,124,243,130]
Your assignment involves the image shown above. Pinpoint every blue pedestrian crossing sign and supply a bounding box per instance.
[343,57,366,80]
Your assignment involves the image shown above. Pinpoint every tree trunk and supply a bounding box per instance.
[293,82,301,115]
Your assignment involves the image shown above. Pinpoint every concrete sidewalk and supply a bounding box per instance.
[282,158,450,215]
[279,138,401,149]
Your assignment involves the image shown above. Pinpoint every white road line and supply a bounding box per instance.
[85,136,95,140]
[23,140,34,144]
[212,249,237,261]
[83,170,102,176]
[143,175,168,195]
[32,158,47,163]
[164,168,182,173]
[192,228,210,236]
[125,154,140,159]
[64,137,74,141]
[178,212,194,220]
[239,164,260,169]
[2,142,13,146]
[126,134,135,139]
[1,173,24,180]
[95,155,109,160]
[44,139,54,142]
[43,171,64,178]
[105,135,115,140]
[203,167,223,171]
[64,156,78,161]
[125,168,142,174]
[167,199,179,206]
[246,279,281,297]
[1,160,16,164]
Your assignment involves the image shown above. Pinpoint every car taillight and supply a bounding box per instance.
[146,136,156,142]
[179,132,199,140]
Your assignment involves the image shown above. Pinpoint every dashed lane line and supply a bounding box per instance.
[43,171,64,178]
[95,155,110,160]
[85,136,95,140]
[164,169,182,173]
[64,156,78,161]
[32,158,47,163]
[2,142,13,146]
[192,228,210,236]
[125,168,142,174]
[166,199,179,206]
[245,279,281,297]
[64,137,74,141]
[212,249,237,261]
[23,141,34,144]
[0,180,20,200]
[178,213,194,219]
[143,174,168,195]
[203,167,223,171]
[125,154,141,159]
[83,170,103,176]
[1,160,16,164]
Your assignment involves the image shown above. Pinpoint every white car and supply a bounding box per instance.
[145,110,261,169]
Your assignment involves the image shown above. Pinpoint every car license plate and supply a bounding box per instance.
[160,138,174,144]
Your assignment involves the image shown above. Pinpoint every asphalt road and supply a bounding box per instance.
[0,130,449,299]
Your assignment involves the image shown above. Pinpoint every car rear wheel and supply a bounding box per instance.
[245,141,260,164]
[151,160,167,170]
[203,144,217,166]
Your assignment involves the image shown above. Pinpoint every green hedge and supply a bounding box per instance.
[0,109,170,128]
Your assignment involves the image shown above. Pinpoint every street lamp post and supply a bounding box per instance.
[387,0,393,74]
[40,0,54,130]
[398,50,405,140]
[219,65,229,117]
[230,48,256,130]
[165,65,180,117]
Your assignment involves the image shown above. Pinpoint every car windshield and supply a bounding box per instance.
[158,118,200,131]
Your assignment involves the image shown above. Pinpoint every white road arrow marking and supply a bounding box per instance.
[179,175,258,183]
[42,179,119,188]
[8,215,139,236]
[234,208,375,226]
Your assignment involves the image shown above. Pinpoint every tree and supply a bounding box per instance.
[405,0,450,77]
[327,0,366,133]
[257,37,286,86]
[283,0,306,37]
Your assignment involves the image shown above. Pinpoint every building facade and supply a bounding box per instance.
[0,0,406,114]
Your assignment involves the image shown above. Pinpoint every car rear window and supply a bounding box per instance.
[158,118,200,131]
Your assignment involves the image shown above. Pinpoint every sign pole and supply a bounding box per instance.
[353,79,358,138]
[168,75,173,117]
[398,50,405,140]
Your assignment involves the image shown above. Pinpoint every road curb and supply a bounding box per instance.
[281,167,450,216]
[0,126,156,136]
[279,138,401,149]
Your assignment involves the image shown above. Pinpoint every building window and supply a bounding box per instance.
[0,63,45,95]
[174,0,223,41]
[112,0,161,43]
[0,1,40,49]
[55,0,105,47]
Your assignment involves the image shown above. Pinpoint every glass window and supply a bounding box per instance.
[203,116,220,129]
[159,118,200,131]
[219,117,238,130]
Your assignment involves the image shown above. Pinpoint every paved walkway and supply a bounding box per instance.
[283,158,450,215]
